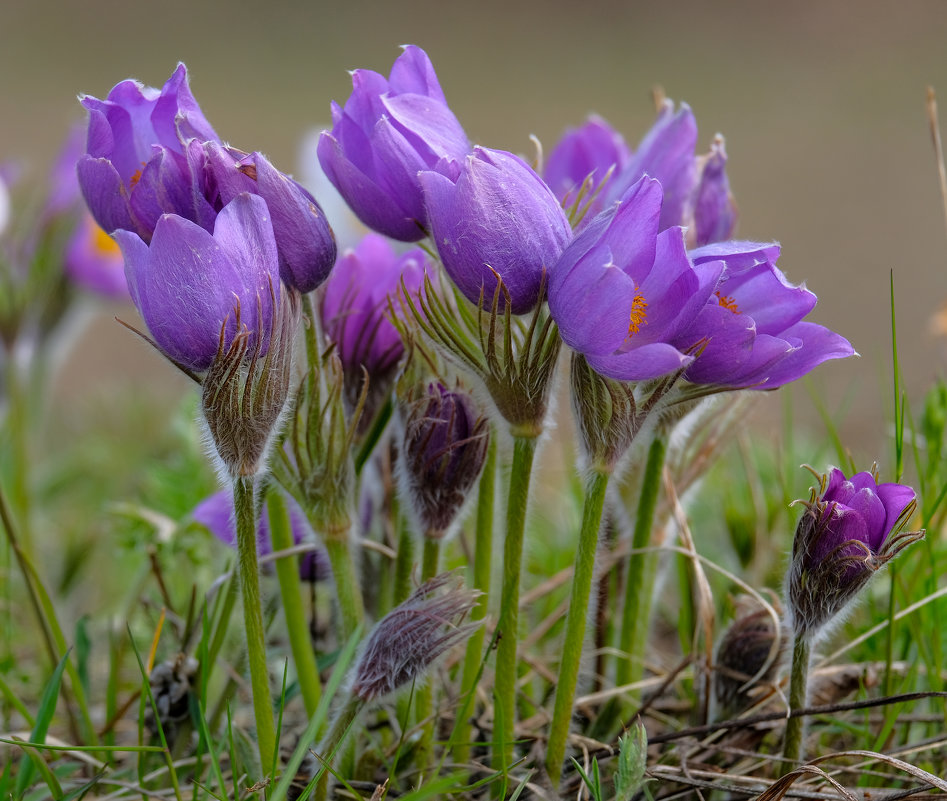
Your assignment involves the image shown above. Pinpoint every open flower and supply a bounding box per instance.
[78,63,217,238]
[548,176,718,381]
[80,65,336,294]
[421,147,572,314]
[786,467,921,638]
[318,45,469,241]
[675,241,855,388]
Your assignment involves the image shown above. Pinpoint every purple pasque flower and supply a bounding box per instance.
[113,193,279,372]
[544,115,630,212]
[64,212,129,299]
[548,176,719,381]
[78,63,218,238]
[787,467,920,638]
[398,383,489,539]
[321,233,432,412]
[194,489,331,583]
[420,147,572,314]
[605,100,737,245]
[195,141,337,293]
[318,45,469,242]
[674,241,855,389]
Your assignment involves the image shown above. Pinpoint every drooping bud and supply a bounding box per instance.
[714,598,785,717]
[350,572,480,702]
[785,467,922,640]
[398,383,489,539]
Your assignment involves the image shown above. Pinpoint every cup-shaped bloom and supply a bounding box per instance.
[548,176,718,381]
[64,213,129,299]
[421,147,572,314]
[398,383,490,539]
[786,467,921,639]
[113,193,279,372]
[197,142,337,293]
[194,489,331,583]
[544,115,630,212]
[350,572,480,701]
[674,241,855,388]
[318,45,469,242]
[78,64,218,238]
[321,233,433,414]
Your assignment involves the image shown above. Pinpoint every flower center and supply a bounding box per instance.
[627,288,649,338]
[715,291,739,313]
[91,220,121,258]
[129,169,142,189]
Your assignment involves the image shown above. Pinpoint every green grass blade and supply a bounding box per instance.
[15,651,69,797]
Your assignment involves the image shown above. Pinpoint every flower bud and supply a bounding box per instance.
[398,383,489,539]
[786,467,922,639]
[420,146,572,314]
[350,573,480,701]
[688,134,737,248]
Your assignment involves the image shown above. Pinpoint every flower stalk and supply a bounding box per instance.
[780,633,810,774]
[233,475,276,774]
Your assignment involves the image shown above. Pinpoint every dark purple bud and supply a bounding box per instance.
[399,383,489,539]
[113,193,279,371]
[318,46,469,242]
[544,115,630,213]
[714,600,786,716]
[548,176,716,381]
[420,147,572,315]
[786,467,922,639]
[322,233,434,418]
[676,242,855,388]
[350,572,480,701]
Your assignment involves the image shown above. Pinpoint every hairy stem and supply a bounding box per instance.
[781,633,811,775]
[546,468,610,785]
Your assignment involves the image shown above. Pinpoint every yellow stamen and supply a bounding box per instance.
[627,288,649,337]
[129,168,142,188]
[91,220,122,258]
[716,291,739,313]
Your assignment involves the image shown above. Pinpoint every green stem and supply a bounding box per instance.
[545,468,610,786]
[493,434,538,782]
[452,434,496,766]
[233,476,276,776]
[392,512,415,606]
[267,488,322,718]
[322,522,365,640]
[314,693,364,801]
[421,537,441,582]
[616,436,667,692]
[5,354,31,552]
[781,633,811,775]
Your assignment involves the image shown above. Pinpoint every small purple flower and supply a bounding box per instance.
[787,467,921,638]
[194,489,331,583]
[675,241,855,388]
[64,213,129,299]
[321,233,432,413]
[399,383,489,539]
[544,115,630,212]
[113,193,279,371]
[548,176,718,381]
[318,45,469,242]
[689,135,737,248]
[421,147,572,314]
[78,63,218,238]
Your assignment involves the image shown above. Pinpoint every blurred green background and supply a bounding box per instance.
[4,0,947,453]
